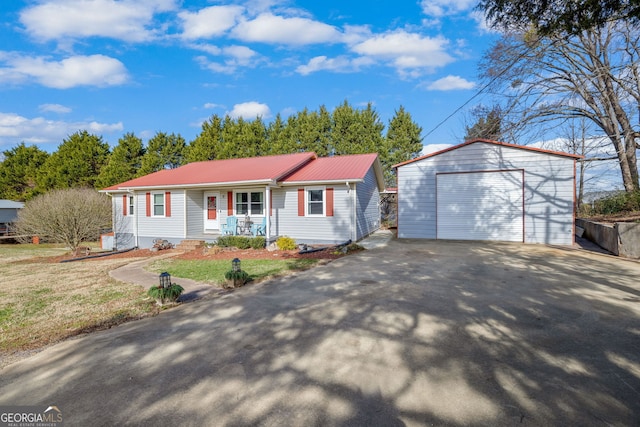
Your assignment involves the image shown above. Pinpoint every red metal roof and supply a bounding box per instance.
[393,138,583,168]
[102,152,383,191]
[281,153,379,183]
[102,152,317,190]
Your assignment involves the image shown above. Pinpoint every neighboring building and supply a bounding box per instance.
[394,139,580,245]
[0,200,24,236]
[101,152,384,249]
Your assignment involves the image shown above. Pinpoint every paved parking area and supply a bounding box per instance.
[1,239,639,426]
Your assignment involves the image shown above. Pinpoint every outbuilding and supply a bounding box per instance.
[394,139,581,245]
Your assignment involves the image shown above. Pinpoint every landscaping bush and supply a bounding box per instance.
[147,283,184,305]
[588,191,640,216]
[250,236,266,249]
[276,236,296,250]
[216,235,251,249]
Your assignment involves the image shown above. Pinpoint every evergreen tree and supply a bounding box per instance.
[138,132,186,176]
[331,101,384,155]
[265,113,291,155]
[464,105,503,142]
[95,132,145,188]
[0,143,49,201]
[185,115,223,163]
[37,130,110,190]
[383,106,424,186]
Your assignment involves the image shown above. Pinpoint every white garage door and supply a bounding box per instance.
[437,170,524,242]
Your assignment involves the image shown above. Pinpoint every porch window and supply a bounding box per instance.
[128,195,134,216]
[235,191,264,215]
[153,193,165,216]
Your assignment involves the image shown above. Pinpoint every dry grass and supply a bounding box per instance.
[0,244,159,368]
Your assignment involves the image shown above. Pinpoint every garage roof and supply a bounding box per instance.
[393,138,582,168]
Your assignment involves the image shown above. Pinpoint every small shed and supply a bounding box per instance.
[394,139,580,245]
[0,200,24,235]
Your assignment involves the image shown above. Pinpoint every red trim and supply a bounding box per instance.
[122,194,127,216]
[227,191,233,215]
[326,188,334,217]
[393,138,583,169]
[165,192,171,217]
[145,192,151,217]
[298,188,305,216]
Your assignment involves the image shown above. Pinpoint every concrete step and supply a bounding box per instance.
[176,240,206,251]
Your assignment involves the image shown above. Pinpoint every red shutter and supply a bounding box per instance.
[227,191,233,215]
[122,194,127,216]
[298,188,305,216]
[146,192,151,217]
[165,192,171,217]
[270,191,273,216]
[326,188,334,217]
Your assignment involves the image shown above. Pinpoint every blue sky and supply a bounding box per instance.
[0,0,499,154]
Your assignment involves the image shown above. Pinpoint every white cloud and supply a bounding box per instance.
[179,5,244,40]
[203,103,224,109]
[351,31,454,76]
[194,45,260,74]
[0,112,123,146]
[232,13,342,45]
[420,0,477,17]
[19,0,177,43]
[38,103,72,114]
[0,53,129,89]
[296,56,354,76]
[421,143,453,155]
[424,75,476,91]
[227,102,271,119]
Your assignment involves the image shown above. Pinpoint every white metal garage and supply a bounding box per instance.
[394,139,580,245]
[437,170,524,242]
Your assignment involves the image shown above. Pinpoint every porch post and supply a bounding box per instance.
[265,186,271,241]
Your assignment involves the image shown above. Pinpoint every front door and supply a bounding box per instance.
[204,192,220,232]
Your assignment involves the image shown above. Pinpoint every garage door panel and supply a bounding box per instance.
[437,171,524,242]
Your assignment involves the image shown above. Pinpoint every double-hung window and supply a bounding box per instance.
[235,191,264,216]
[128,195,135,216]
[153,193,165,216]
[306,187,325,216]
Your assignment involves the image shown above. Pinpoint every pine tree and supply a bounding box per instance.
[138,132,186,176]
[0,143,49,200]
[96,132,145,188]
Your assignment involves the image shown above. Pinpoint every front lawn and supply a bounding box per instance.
[0,245,159,368]
[147,257,320,285]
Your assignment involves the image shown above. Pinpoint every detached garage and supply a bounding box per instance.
[394,139,580,245]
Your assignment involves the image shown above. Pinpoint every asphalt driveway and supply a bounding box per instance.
[1,239,640,426]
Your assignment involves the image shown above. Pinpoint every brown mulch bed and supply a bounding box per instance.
[585,213,640,223]
[20,246,347,263]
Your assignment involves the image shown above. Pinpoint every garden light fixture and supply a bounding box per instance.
[159,271,171,288]
[232,258,241,272]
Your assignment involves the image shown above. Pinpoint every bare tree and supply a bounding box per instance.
[14,188,112,251]
[481,22,640,192]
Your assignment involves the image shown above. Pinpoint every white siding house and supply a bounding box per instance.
[102,152,384,249]
[395,139,580,245]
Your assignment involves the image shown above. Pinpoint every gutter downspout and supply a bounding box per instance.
[265,185,271,242]
[348,181,356,242]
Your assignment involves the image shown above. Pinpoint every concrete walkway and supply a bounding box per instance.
[109,230,394,302]
[2,239,639,426]
[109,253,218,302]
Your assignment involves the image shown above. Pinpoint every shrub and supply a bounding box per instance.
[216,235,251,249]
[276,236,296,250]
[250,236,266,249]
[147,283,184,305]
[588,191,640,216]
[224,269,250,288]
